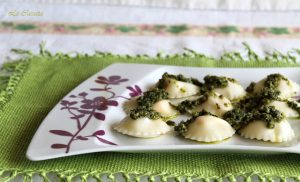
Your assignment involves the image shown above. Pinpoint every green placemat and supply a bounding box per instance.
[1,45,300,182]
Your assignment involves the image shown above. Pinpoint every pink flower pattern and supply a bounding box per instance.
[1,21,299,38]
[50,75,142,153]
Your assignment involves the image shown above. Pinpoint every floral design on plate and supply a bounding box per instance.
[49,75,142,153]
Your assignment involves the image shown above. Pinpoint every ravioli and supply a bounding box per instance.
[267,100,299,118]
[123,97,138,114]
[168,95,200,107]
[163,78,200,99]
[203,75,246,100]
[119,72,299,144]
[123,98,178,118]
[183,115,235,142]
[213,81,246,100]
[192,92,233,117]
[253,74,300,99]
[240,119,294,142]
[114,116,171,138]
[157,73,201,99]
[152,100,178,118]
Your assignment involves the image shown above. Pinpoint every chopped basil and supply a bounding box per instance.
[180,88,186,93]
[224,74,287,130]
[246,82,255,93]
[129,88,169,120]
[166,120,176,126]
[176,94,209,113]
[129,107,161,120]
[174,121,188,134]
[157,72,204,89]
[137,88,168,108]
[260,74,289,100]
[223,105,283,130]
[203,75,235,90]
[247,74,289,100]
[237,95,271,111]
[287,101,300,116]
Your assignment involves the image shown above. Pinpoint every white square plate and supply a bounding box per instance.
[26,63,300,161]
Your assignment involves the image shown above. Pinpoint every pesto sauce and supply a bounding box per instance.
[137,88,168,108]
[176,94,209,113]
[129,88,168,120]
[287,101,300,116]
[157,72,204,89]
[236,95,271,111]
[253,105,283,128]
[129,107,161,120]
[223,108,248,130]
[176,92,226,113]
[260,73,288,100]
[203,75,235,90]
[223,105,283,130]
[224,74,288,130]
[166,120,176,126]
[246,82,255,93]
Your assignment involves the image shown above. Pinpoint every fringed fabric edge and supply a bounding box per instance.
[1,168,300,182]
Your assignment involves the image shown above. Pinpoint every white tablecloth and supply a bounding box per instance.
[1,1,300,63]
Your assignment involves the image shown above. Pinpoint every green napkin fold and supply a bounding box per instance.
[1,46,300,182]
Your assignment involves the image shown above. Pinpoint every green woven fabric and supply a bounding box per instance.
[1,47,300,181]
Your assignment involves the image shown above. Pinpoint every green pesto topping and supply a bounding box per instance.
[251,105,283,128]
[224,75,288,130]
[244,74,288,100]
[176,94,209,113]
[180,88,186,93]
[236,95,271,111]
[137,88,168,108]
[260,73,288,100]
[174,122,188,134]
[174,110,216,135]
[260,89,281,100]
[129,107,161,120]
[157,72,204,89]
[246,82,256,93]
[223,105,283,130]
[203,75,235,90]
[287,101,300,116]
[166,120,176,126]
[223,108,248,130]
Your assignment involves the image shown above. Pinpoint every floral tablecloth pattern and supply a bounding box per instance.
[1,21,300,38]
